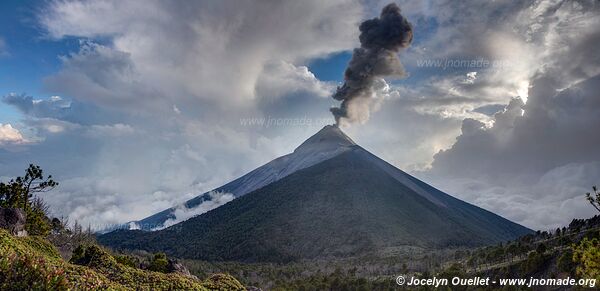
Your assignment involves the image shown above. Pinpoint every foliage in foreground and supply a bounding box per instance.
[0,228,245,290]
[573,237,600,281]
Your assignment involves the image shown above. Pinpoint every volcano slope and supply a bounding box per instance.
[100,127,531,262]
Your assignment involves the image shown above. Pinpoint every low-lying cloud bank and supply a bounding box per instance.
[154,191,235,230]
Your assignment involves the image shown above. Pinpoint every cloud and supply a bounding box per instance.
[4,93,72,118]
[318,0,600,230]
[432,63,600,182]
[255,60,335,100]
[40,0,362,113]
[2,0,597,232]
[43,42,159,113]
[0,0,368,228]
[472,104,506,116]
[85,123,135,138]
[154,190,235,230]
[424,161,600,231]
[424,0,600,230]
[3,93,126,126]
[427,74,600,230]
[0,124,25,145]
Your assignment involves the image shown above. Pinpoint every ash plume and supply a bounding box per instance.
[331,3,413,125]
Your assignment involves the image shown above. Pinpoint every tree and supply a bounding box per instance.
[586,186,600,213]
[0,164,58,235]
[26,197,52,235]
[0,164,58,209]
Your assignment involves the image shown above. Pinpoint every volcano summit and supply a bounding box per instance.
[100,125,531,262]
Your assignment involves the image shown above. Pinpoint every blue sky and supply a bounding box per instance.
[307,51,351,82]
[0,0,75,123]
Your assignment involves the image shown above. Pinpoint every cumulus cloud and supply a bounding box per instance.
[425,0,600,229]
[40,0,362,113]
[255,60,335,100]
[428,75,600,229]
[0,124,25,145]
[43,41,167,114]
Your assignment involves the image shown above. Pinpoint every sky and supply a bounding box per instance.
[1,0,599,231]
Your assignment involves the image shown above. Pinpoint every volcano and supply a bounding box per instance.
[133,125,358,230]
[100,125,531,262]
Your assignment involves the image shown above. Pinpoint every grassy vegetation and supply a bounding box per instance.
[0,228,245,290]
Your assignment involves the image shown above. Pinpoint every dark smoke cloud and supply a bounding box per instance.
[331,3,413,124]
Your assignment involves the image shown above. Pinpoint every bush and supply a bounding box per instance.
[69,245,87,265]
[114,254,139,268]
[148,253,170,273]
[0,252,69,290]
[572,238,600,280]
[24,198,51,236]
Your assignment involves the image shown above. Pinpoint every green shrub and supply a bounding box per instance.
[114,254,139,268]
[148,252,170,273]
[69,245,87,265]
[573,238,600,280]
[24,205,51,236]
